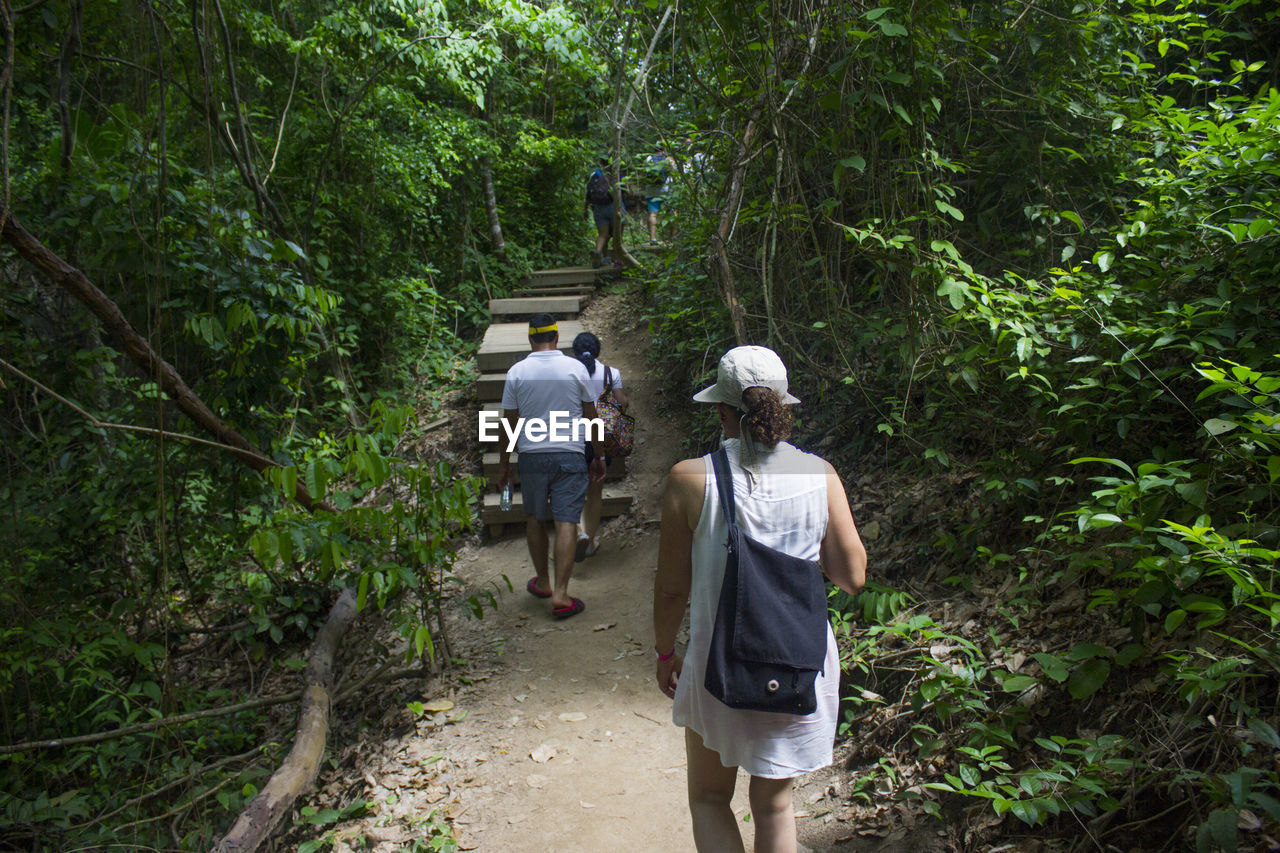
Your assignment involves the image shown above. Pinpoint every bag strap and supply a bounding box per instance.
[710,447,739,551]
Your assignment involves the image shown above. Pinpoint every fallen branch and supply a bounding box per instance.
[0,692,301,756]
[212,587,358,853]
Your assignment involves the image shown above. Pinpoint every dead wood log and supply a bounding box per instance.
[212,587,358,853]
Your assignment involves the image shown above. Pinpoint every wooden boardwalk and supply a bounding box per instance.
[475,265,632,536]
[488,295,586,318]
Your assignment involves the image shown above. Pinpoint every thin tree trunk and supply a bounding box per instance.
[603,5,673,271]
[479,156,505,260]
[711,104,762,345]
[56,0,82,174]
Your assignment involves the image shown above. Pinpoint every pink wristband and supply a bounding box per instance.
[657,648,675,661]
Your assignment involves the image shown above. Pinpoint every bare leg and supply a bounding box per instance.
[595,224,609,255]
[685,728,745,852]
[550,520,578,608]
[580,479,603,544]
[748,775,796,853]
[525,517,549,591]
[648,210,659,241]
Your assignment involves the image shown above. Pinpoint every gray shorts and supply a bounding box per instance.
[592,202,618,228]
[518,452,588,523]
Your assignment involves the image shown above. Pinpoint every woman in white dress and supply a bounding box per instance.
[572,332,629,559]
[653,346,867,852]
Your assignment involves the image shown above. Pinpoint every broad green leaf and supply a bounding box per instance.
[1000,674,1039,692]
[1070,643,1110,661]
[1115,643,1145,666]
[1059,210,1084,230]
[1032,653,1069,683]
[1067,658,1111,699]
[1069,457,1135,477]
[1204,418,1238,436]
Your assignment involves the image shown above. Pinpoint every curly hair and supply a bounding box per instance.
[740,387,793,449]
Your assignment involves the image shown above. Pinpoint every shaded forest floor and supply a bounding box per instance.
[282,288,1062,852]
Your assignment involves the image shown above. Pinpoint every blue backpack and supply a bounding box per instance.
[586,169,612,205]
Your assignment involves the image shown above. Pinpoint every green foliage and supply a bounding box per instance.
[1,0,615,845]
[646,0,1280,845]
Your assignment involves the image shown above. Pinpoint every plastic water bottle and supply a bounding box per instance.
[500,483,512,511]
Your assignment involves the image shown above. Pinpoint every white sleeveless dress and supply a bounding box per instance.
[671,438,839,779]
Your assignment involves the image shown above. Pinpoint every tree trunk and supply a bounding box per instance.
[212,587,358,853]
[57,0,83,174]
[479,156,505,260]
[711,104,762,345]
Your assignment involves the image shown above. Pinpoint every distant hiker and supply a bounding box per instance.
[683,135,710,185]
[571,332,630,559]
[497,313,607,619]
[585,157,625,268]
[652,346,868,852]
[642,147,671,245]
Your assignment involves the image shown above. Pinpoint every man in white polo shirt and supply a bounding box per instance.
[497,313,606,619]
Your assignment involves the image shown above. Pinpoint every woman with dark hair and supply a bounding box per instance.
[652,345,867,852]
[572,332,629,560]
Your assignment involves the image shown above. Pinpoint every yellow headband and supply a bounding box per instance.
[529,323,558,334]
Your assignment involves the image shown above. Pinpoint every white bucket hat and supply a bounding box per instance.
[693,345,800,409]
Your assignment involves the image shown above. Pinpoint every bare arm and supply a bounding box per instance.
[653,458,703,698]
[819,461,867,595]
[497,408,518,487]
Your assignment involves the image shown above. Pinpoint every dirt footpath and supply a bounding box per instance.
[308,291,934,852]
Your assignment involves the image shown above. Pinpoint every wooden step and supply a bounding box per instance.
[482,452,625,483]
[477,372,506,402]
[480,486,633,526]
[522,267,601,287]
[512,286,595,298]
[488,295,586,318]
[477,321,585,372]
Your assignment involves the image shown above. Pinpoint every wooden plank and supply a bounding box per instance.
[477,372,506,402]
[476,320,584,372]
[488,295,585,317]
[482,452,625,482]
[521,267,600,287]
[512,286,595,298]
[479,486,632,525]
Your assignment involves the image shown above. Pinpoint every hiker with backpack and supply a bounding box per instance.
[652,346,867,852]
[642,146,672,245]
[585,157,625,268]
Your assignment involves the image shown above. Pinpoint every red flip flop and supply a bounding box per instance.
[552,597,585,619]
[526,577,552,599]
